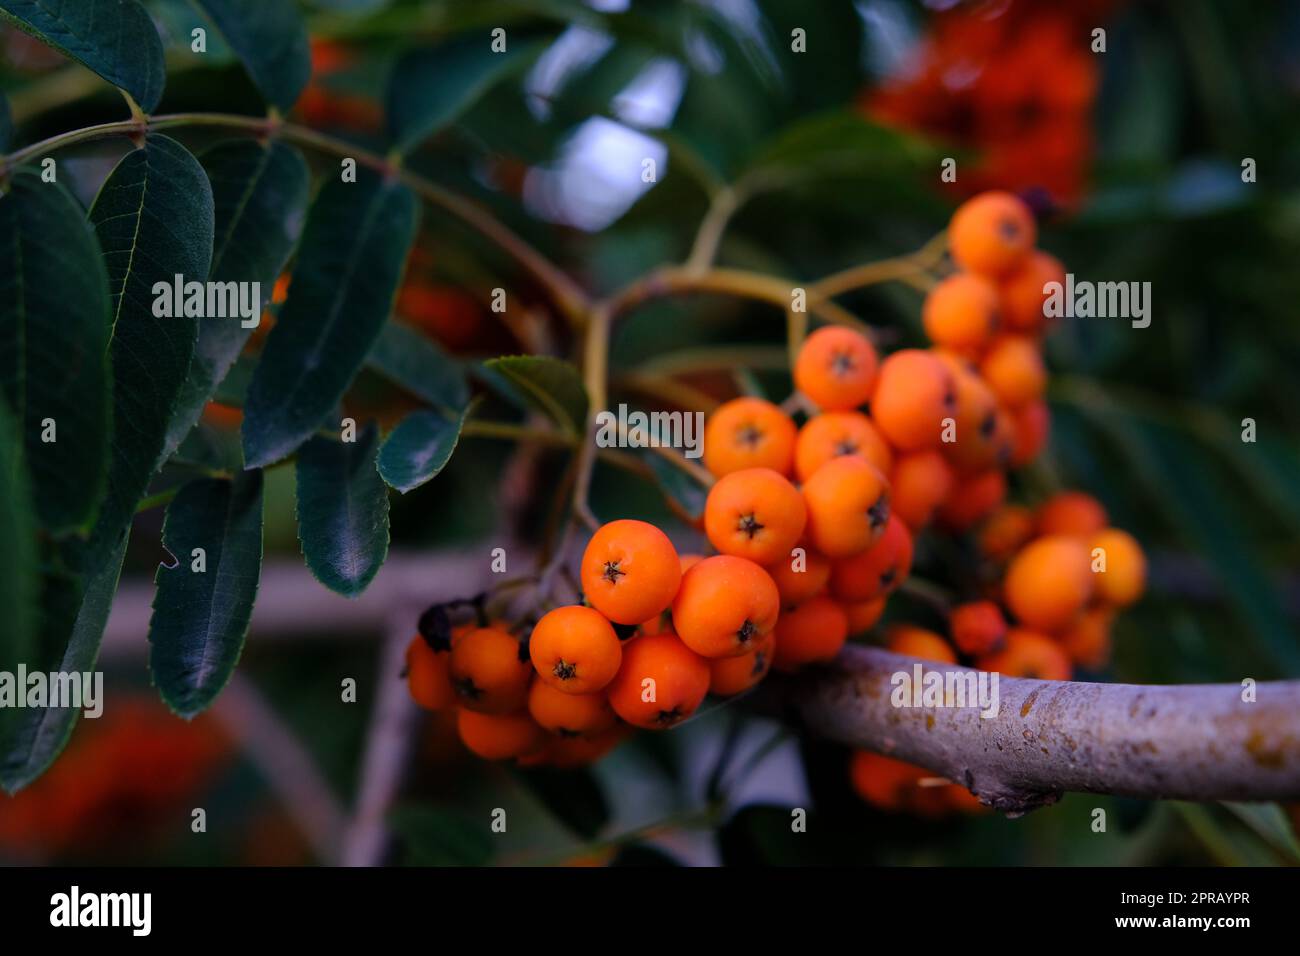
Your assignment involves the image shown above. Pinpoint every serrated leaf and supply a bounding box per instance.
[188,0,311,112]
[242,172,419,468]
[0,170,112,534]
[148,470,263,717]
[88,135,214,566]
[367,320,469,412]
[387,35,544,154]
[0,402,38,711]
[295,422,389,597]
[0,534,128,794]
[378,403,473,494]
[164,139,309,458]
[483,355,588,435]
[0,0,165,112]
[389,805,494,866]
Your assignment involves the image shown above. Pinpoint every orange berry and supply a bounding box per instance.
[708,631,775,697]
[979,335,1046,409]
[1004,535,1093,632]
[976,628,1072,680]
[889,450,956,530]
[529,606,623,695]
[448,627,532,714]
[704,467,807,566]
[850,751,932,812]
[936,469,1006,532]
[606,632,710,729]
[886,624,957,663]
[922,273,1000,353]
[406,635,454,711]
[1000,250,1065,333]
[702,397,796,478]
[842,596,888,633]
[948,191,1036,278]
[1088,528,1146,606]
[580,519,681,625]
[771,595,849,672]
[534,726,629,768]
[793,411,893,483]
[456,709,545,760]
[672,555,780,658]
[802,455,891,558]
[871,349,956,452]
[976,504,1035,563]
[934,351,1009,474]
[949,601,1007,657]
[794,325,879,411]
[526,681,617,737]
[1059,606,1114,670]
[679,552,705,575]
[828,513,913,603]
[1036,491,1108,537]
[764,544,831,606]
[1008,399,1050,468]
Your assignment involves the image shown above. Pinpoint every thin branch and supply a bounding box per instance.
[788,646,1300,814]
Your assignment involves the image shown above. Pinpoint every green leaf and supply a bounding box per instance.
[242,171,419,468]
[164,139,309,458]
[378,403,473,494]
[148,470,264,718]
[0,0,165,112]
[0,534,128,794]
[743,110,935,182]
[0,170,112,534]
[188,0,311,111]
[389,805,494,866]
[644,451,707,522]
[510,765,610,840]
[367,320,469,412]
[0,402,38,707]
[387,35,544,154]
[483,355,588,436]
[89,135,214,566]
[295,422,389,597]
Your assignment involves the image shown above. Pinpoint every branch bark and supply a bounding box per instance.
[787,645,1300,814]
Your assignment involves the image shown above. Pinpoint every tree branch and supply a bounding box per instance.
[787,645,1300,814]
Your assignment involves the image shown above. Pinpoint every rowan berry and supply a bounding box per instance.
[979,335,1046,409]
[606,632,710,729]
[1008,399,1050,468]
[1088,528,1146,607]
[1059,606,1114,670]
[580,519,682,625]
[448,626,532,714]
[936,469,1006,532]
[976,504,1035,563]
[530,606,623,695]
[849,751,928,813]
[871,349,956,452]
[935,351,1008,473]
[406,635,454,711]
[526,680,617,738]
[802,455,892,558]
[886,624,957,663]
[1036,491,1108,537]
[672,554,780,658]
[1004,534,1093,632]
[534,726,629,768]
[889,449,956,530]
[702,396,797,478]
[976,628,1072,681]
[794,325,879,411]
[829,513,913,603]
[842,596,888,633]
[703,467,807,566]
[949,601,1007,657]
[948,191,1036,278]
[456,708,545,760]
[923,273,1000,353]
[771,595,849,672]
[765,544,831,606]
[708,631,775,697]
[1000,250,1065,333]
[794,411,893,483]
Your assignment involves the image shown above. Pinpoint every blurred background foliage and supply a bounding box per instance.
[1,0,1298,866]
